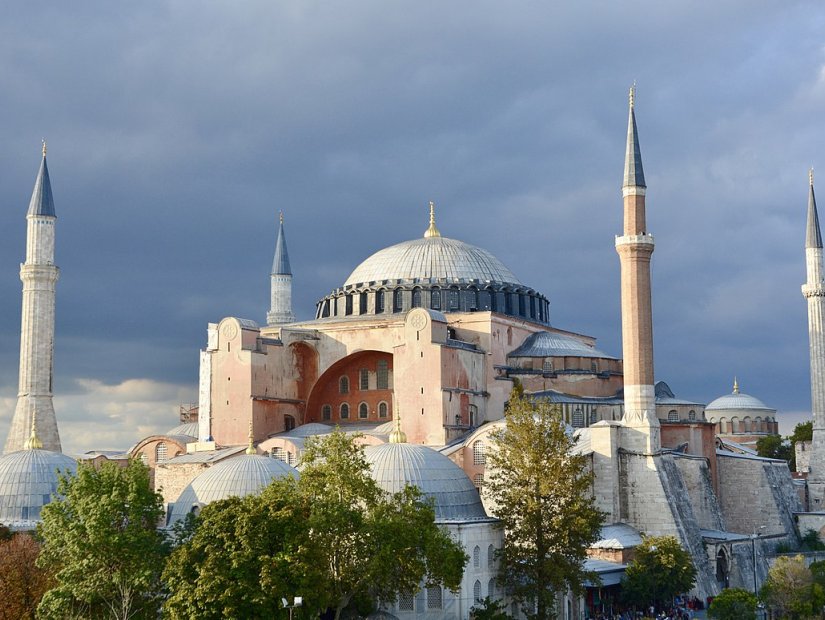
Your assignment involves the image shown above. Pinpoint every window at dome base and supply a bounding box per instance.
[430,288,441,310]
[412,287,422,308]
[376,290,385,313]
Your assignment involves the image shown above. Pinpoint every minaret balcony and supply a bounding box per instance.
[615,233,655,248]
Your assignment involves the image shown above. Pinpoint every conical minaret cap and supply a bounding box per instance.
[622,85,646,189]
[807,169,822,249]
[28,142,56,217]
[271,212,292,275]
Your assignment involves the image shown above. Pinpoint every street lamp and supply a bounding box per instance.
[281,596,302,620]
[751,526,767,595]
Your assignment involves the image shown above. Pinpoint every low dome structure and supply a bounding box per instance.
[167,453,297,524]
[364,442,488,522]
[0,448,77,529]
[706,379,777,436]
[166,422,199,437]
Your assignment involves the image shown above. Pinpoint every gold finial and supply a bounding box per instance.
[388,395,407,443]
[733,377,739,394]
[811,169,815,187]
[246,420,256,455]
[24,410,43,450]
[424,201,441,238]
[279,211,284,225]
[629,82,636,109]
[41,139,47,157]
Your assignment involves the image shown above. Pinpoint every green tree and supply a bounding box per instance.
[707,587,757,620]
[760,554,825,619]
[470,596,511,619]
[0,533,53,620]
[620,535,696,612]
[755,434,792,462]
[484,390,605,620]
[36,459,167,620]
[163,431,467,620]
[789,421,813,471]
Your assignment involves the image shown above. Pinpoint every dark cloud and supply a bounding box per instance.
[0,1,822,450]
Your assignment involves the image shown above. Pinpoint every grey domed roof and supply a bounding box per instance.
[168,454,297,524]
[166,422,199,437]
[706,390,773,412]
[509,331,617,359]
[364,443,488,522]
[0,449,77,528]
[344,236,521,287]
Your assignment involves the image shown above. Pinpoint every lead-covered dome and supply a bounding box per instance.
[344,236,521,288]
[706,380,774,413]
[168,453,297,524]
[364,443,489,522]
[0,449,77,528]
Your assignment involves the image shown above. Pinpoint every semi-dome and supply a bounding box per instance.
[344,236,521,288]
[364,443,488,521]
[0,448,77,528]
[168,453,297,524]
[315,206,550,324]
[166,422,199,437]
[706,379,774,412]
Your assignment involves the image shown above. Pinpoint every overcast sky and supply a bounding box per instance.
[0,1,823,453]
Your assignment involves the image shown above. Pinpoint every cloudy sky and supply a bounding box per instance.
[0,1,823,453]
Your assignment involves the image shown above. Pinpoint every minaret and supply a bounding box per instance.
[615,86,660,453]
[802,169,825,507]
[4,143,61,453]
[266,212,295,327]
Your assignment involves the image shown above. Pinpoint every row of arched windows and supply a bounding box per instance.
[338,361,390,394]
[712,416,775,434]
[321,401,389,421]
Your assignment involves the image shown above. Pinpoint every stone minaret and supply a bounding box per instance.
[4,144,61,454]
[802,170,825,507]
[615,86,660,453]
[266,212,295,327]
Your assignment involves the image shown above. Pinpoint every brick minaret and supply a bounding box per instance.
[615,87,660,453]
[802,170,825,507]
[3,144,61,453]
[266,212,295,327]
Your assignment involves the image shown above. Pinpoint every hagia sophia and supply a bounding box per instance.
[1,90,824,618]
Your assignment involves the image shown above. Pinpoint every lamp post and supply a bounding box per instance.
[751,526,766,595]
[281,596,302,620]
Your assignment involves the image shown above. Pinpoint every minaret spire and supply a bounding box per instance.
[4,146,62,453]
[616,86,659,453]
[266,212,296,327]
[424,201,441,238]
[802,168,825,507]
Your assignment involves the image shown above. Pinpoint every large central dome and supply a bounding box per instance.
[344,236,521,287]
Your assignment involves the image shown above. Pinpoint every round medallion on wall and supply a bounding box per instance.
[222,321,238,340]
[408,308,429,331]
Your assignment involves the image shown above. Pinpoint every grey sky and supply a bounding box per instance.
[0,1,822,452]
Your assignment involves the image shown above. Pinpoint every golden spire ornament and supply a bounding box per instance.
[24,411,43,450]
[388,395,407,444]
[733,377,739,394]
[424,201,441,238]
[246,420,256,455]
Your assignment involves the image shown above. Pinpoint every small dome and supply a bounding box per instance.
[344,236,521,288]
[364,443,488,521]
[706,383,773,412]
[166,422,199,437]
[509,331,617,359]
[279,423,334,438]
[168,454,297,524]
[0,449,77,528]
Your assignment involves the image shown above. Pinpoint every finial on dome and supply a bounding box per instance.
[424,201,441,238]
[279,211,284,225]
[733,377,739,394]
[41,139,47,157]
[811,168,815,187]
[24,410,43,450]
[245,420,256,455]
[629,82,636,109]
[388,396,407,443]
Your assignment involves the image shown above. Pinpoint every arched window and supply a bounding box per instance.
[479,288,492,310]
[488,287,498,312]
[340,403,350,419]
[284,415,295,432]
[668,410,679,422]
[430,287,441,310]
[359,402,369,419]
[399,592,414,611]
[473,473,484,489]
[375,289,385,313]
[720,418,728,433]
[322,404,332,421]
[572,409,584,428]
[469,404,478,427]
[271,447,284,461]
[339,376,349,394]
[473,440,486,465]
[345,294,353,315]
[488,577,496,598]
[506,327,513,346]
[543,358,553,372]
[287,452,296,467]
[589,409,598,426]
[378,402,388,418]
[488,544,495,568]
[376,360,389,389]
[359,291,368,314]
[518,293,526,316]
[468,286,479,311]
[473,546,481,568]
[529,295,536,318]
[426,586,442,610]
[393,288,404,313]
[448,287,460,310]
[359,369,369,390]
[473,580,482,603]
[412,287,422,308]
[504,290,513,314]
[743,416,752,432]
[322,299,330,318]
[155,442,168,463]
[754,416,762,431]
[689,410,696,421]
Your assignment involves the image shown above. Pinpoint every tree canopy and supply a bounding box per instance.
[760,554,825,619]
[755,434,792,462]
[36,459,167,620]
[163,431,467,620]
[620,535,696,611]
[484,390,605,620]
[0,533,53,620]
[707,588,757,620]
